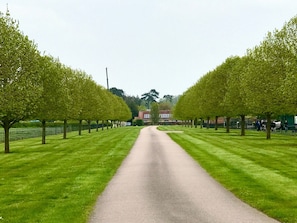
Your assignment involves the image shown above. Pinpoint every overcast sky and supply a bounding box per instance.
[1,1,296,98]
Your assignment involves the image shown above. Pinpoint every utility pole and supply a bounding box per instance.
[106,67,109,90]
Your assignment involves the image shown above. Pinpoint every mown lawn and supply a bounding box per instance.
[0,127,142,223]
[159,126,297,223]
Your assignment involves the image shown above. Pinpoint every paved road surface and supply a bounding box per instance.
[89,126,279,223]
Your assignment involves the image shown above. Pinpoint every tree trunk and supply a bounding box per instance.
[96,120,99,132]
[207,117,210,129]
[240,115,246,136]
[102,120,104,131]
[266,113,272,140]
[4,121,10,153]
[42,120,46,144]
[226,117,230,133]
[200,118,203,129]
[107,120,109,130]
[63,119,67,139]
[88,120,91,133]
[79,120,82,135]
[215,116,218,130]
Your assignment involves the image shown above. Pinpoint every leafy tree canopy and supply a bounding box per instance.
[141,89,159,109]
[109,87,125,98]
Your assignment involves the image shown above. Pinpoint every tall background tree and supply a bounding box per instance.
[141,89,159,109]
[124,96,140,120]
[163,95,173,103]
[109,87,125,98]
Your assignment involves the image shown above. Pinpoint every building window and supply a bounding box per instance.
[160,114,170,118]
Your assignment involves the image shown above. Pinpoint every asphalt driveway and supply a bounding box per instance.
[89,126,280,223]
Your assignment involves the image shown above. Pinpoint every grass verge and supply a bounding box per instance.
[0,127,142,223]
[158,126,297,223]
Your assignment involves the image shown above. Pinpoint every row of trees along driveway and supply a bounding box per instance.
[174,15,297,140]
[0,11,131,153]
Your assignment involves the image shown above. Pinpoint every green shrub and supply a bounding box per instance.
[134,119,144,126]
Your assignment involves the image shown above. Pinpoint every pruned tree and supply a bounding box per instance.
[207,60,232,130]
[278,16,297,115]
[94,85,106,131]
[100,89,113,130]
[223,56,250,136]
[73,71,96,135]
[173,92,187,122]
[114,96,132,125]
[242,29,291,139]
[84,78,101,133]
[0,10,42,153]
[195,72,215,129]
[36,55,64,144]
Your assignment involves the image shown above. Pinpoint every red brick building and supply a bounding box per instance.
[137,110,175,124]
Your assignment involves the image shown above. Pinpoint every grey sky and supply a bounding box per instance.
[1,1,296,98]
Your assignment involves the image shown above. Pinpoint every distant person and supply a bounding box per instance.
[256,120,261,131]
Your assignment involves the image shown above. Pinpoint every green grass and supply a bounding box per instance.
[2,125,296,222]
[0,127,142,223]
[158,126,297,223]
